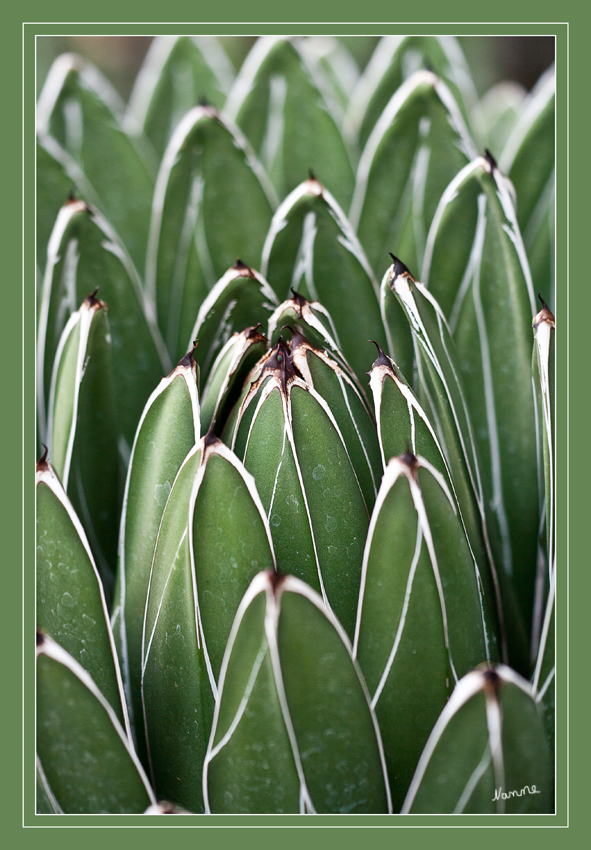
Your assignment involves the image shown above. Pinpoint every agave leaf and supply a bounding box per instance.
[36,138,77,272]
[225,37,355,210]
[37,53,156,274]
[191,437,276,683]
[36,632,156,814]
[37,199,170,451]
[199,326,268,437]
[531,572,555,765]
[46,293,119,595]
[187,260,278,388]
[402,666,551,813]
[354,454,496,809]
[424,156,539,634]
[297,36,360,135]
[500,67,555,309]
[37,458,128,731]
[348,36,479,150]
[112,350,200,760]
[203,572,391,814]
[261,176,387,388]
[36,756,62,813]
[233,341,369,638]
[289,330,382,512]
[478,81,526,155]
[386,257,532,673]
[141,444,212,813]
[145,104,276,362]
[532,300,556,570]
[125,36,234,158]
[350,69,477,278]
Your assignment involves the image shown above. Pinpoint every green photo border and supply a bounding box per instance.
[10,0,582,845]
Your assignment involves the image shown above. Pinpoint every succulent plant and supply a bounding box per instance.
[35,34,556,816]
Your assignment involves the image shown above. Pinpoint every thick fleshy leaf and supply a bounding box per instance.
[187,260,278,388]
[125,36,233,158]
[385,258,530,672]
[199,326,269,436]
[531,573,555,767]
[36,633,155,814]
[354,454,496,809]
[112,350,200,760]
[145,104,276,361]
[261,176,387,388]
[141,445,212,813]
[478,82,526,155]
[350,69,477,278]
[298,36,360,137]
[37,199,170,451]
[289,330,382,512]
[36,756,62,813]
[348,36,479,150]
[204,572,391,814]
[226,37,355,210]
[233,341,369,638]
[37,53,156,273]
[46,293,119,595]
[191,437,276,683]
[37,458,128,730]
[402,666,552,813]
[500,68,555,309]
[423,156,539,635]
[36,138,76,272]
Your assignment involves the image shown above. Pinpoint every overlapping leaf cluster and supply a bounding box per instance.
[35,35,556,816]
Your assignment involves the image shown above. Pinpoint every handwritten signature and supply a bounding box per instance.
[492,785,541,801]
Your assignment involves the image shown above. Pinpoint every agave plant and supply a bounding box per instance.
[35,34,556,816]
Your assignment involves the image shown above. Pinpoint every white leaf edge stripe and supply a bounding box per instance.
[36,754,63,813]
[36,633,156,806]
[349,69,478,231]
[140,442,202,678]
[114,360,200,711]
[531,568,555,696]
[345,35,405,132]
[202,571,392,814]
[145,104,278,304]
[352,456,460,694]
[400,665,534,814]
[124,36,234,134]
[46,298,99,489]
[188,437,278,698]
[37,462,132,742]
[534,318,555,575]
[260,177,379,300]
[499,64,555,176]
[187,264,279,355]
[200,329,265,419]
[38,199,171,445]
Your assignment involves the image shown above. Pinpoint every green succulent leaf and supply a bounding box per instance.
[297,36,360,134]
[36,139,77,272]
[126,36,234,159]
[349,36,479,150]
[226,37,355,210]
[354,454,496,809]
[203,572,391,813]
[261,176,387,388]
[190,437,276,683]
[233,343,369,639]
[112,351,200,761]
[45,293,120,594]
[141,444,213,813]
[402,666,551,813]
[37,459,128,730]
[478,82,526,155]
[37,632,155,814]
[199,326,269,436]
[187,260,278,389]
[145,104,276,361]
[350,69,477,278]
[289,330,382,512]
[36,756,62,813]
[423,157,539,636]
[37,53,156,273]
[37,199,170,452]
[531,573,555,764]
